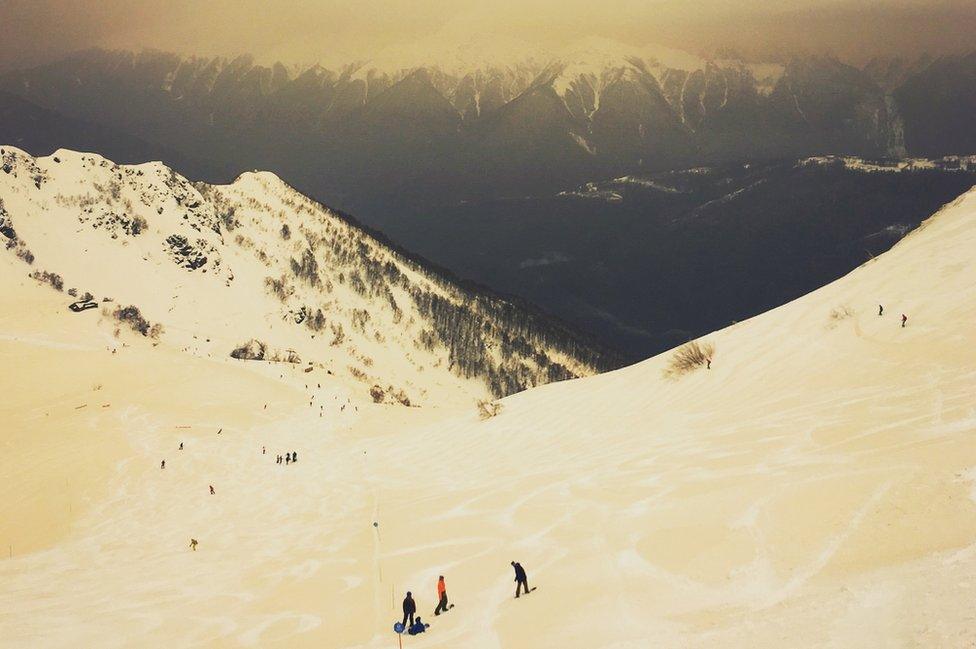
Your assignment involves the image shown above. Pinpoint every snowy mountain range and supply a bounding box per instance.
[5,43,972,182]
[2,44,974,358]
[1,46,918,172]
[5,45,971,224]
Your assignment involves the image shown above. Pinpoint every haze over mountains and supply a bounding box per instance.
[2,42,975,356]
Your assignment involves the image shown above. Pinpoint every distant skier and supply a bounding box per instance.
[434,576,451,615]
[262,446,266,455]
[878,304,884,316]
[292,451,298,463]
[901,314,908,328]
[408,617,429,635]
[209,485,215,495]
[161,460,165,470]
[285,454,291,465]
[706,358,712,370]
[179,442,183,450]
[512,561,530,598]
[189,538,198,551]
[401,592,417,629]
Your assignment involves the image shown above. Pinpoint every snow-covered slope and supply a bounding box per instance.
[0,146,611,406]
[2,172,974,645]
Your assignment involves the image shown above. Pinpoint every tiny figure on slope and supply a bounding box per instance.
[209,485,215,495]
[512,561,533,598]
[408,617,429,635]
[879,304,884,316]
[434,575,453,615]
[161,460,165,470]
[401,592,416,629]
[902,313,908,328]
[292,451,298,463]
[179,442,183,450]
[189,538,198,551]
[285,453,291,465]
[262,446,266,455]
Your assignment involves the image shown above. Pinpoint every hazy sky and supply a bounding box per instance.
[1,0,974,72]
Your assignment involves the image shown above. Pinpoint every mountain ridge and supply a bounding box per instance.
[0,145,619,403]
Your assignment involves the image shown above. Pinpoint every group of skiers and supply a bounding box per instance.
[276,451,298,465]
[398,562,532,636]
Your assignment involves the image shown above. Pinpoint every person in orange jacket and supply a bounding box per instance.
[434,575,452,615]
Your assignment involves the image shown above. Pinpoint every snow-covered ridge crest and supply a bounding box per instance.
[52,44,781,116]
[0,145,614,405]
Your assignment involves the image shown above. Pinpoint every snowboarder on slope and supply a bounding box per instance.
[434,576,450,615]
[401,592,417,629]
[512,561,530,598]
